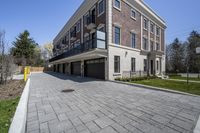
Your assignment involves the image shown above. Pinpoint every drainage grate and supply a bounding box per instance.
[61,89,75,93]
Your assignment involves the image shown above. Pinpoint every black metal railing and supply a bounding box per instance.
[86,15,96,25]
[70,30,76,38]
[49,38,105,62]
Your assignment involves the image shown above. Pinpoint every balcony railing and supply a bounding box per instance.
[49,31,106,62]
[70,30,77,41]
[86,15,96,30]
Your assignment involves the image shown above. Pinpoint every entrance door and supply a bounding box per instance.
[63,64,65,74]
[151,60,154,75]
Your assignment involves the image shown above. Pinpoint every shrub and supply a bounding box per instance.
[115,76,157,82]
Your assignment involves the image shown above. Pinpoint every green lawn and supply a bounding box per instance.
[132,79,200,95]
[169,75,200,81]
[0,97,20,133]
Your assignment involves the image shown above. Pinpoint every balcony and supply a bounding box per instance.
[85,15,96,30]
[70,30,77,41]
[49,31,106,63]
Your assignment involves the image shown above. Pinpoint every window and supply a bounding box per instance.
[156,43,160,50]
[143,18,148,30]
[131,33,136,48]
[76,21,80,33]
[144,59,147,72]
[143,37,148,50]
[98,0,104,16]
[156,27,160,36]
[131,9,136,19]
[157,60,159,70]
[114,0,121,10]
[84,13,89,25]
[114,26,121,45]
[150,41,154,51]
[114,56,120,73]
[150,23,154,33]
[131,58,136,72]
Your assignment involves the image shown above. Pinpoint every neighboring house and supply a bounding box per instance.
[49,0,166,80]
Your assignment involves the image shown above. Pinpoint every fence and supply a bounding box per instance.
[122,71,148,78]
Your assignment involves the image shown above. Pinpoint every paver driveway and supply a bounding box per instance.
[26,73,200,133]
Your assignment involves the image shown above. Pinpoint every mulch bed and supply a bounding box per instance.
[0,80,25,101]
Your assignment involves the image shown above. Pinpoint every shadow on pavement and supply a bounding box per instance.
[44,71,103,83]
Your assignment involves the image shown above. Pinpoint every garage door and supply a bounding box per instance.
[71,61,81,76]
[85,58,105,79]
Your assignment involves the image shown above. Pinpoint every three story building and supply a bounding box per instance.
[50,0,166,80]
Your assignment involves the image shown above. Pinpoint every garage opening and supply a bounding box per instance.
[85,58,105,79]
[71,61,81,76]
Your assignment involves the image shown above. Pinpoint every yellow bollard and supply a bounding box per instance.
[24,67,27,82]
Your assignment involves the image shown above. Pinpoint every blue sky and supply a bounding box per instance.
[0,0,200,46]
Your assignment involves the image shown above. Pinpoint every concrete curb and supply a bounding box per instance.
[112,80,200,97]
[194,115,200,133]
[165,78,200,83]
[9,78,30,133]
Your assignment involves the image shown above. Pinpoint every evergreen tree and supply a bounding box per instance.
[11,30,38,65]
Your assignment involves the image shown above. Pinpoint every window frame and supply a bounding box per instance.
[131,9,136,20]
[98,0,105,17]
[150,41,154,51]
[113,0,121,11]
[156,42,160,51]
[143,18,148,30]
[156,27,160,36]
[76,21,81,33]
[114,56,120,73]
[142,37,148,50]
[114,26,121,45]
[150,23,154,33]
[131,32,136,48]
[131,57,136,72]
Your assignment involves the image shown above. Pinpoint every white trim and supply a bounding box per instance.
[98,0,105,17]
[9,79,30,133]
[76,20,81,33]
[125,0,166,26]
[110,43,141,52]
[97,24,105,30]
[130,32,136,49]
[124,0,166,29]
[113,0,121,11]
[130,9,136,21]
[113,25,121,45]
[113,22,122,27]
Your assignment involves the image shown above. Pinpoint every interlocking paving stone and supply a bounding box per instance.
[111,123,129,133]
[94,116,115,128]
[85,121,101,132]
[96,126,117,133]
[26,73,200,133]
[79,113,98,123]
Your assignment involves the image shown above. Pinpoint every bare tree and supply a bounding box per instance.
[0,30,17,84]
